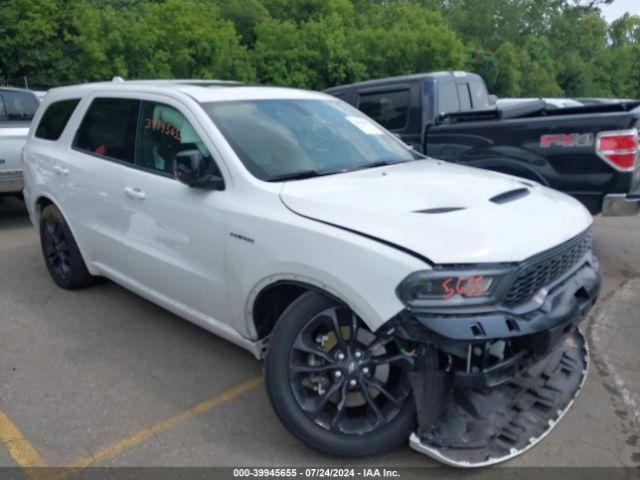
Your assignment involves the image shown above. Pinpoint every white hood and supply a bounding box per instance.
[280,160,592,264]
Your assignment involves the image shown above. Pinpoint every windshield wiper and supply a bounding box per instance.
[267,158,418,182]
[267,170,329,182]
[342,159,408,173]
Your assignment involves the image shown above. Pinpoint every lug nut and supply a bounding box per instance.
[354,351,362,359]
[362,366,370,375]
[349,379,357,387]
[337,352,345,361]
[334,370,342,378]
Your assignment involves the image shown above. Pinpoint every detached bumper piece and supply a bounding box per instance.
[409,329,588,467]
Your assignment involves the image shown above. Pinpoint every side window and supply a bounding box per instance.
[136,101,211,175]
[74,98,140,163]
[457,83,472,111]
[469,80,490,109]
[438,82,460,114]
[358,89,410,130]
[3,91,39,121]
[35,99,80,141]
[0,96,5,121]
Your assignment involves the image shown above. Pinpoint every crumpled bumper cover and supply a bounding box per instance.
[409,329,588,467]
[394,255,600,466]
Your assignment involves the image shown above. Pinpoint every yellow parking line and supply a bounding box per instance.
[0,408,47,467]
[70,375,263,468]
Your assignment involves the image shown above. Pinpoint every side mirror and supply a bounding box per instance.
[174,150,224,190]
[489,94,498,106]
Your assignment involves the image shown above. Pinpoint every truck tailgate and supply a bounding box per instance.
[0,124,29,172]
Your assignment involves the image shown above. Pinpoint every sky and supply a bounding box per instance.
[600,0,640,23]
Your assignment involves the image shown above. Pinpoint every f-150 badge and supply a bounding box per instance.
[540,133,594,148]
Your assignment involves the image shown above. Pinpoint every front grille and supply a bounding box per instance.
[505,230,592,306]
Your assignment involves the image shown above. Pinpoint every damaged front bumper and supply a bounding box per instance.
[393,254,600,467]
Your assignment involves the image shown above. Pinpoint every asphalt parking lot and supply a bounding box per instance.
[0,196,639,471]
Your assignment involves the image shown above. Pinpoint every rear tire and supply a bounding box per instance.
[39,205,96,290]
[265,292,417,457]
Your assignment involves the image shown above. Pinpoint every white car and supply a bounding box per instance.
[22,79,601,467]
[0,87,40,197]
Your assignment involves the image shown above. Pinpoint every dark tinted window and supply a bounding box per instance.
[136,101,211,175]
[457,83,471,110]
[74,98,140,163]
[470,80,490,108]
[35,99,80,140]
[0,96,5,121]
[358,89,410,130]
[2,91,39,121]
[438,82,459,114]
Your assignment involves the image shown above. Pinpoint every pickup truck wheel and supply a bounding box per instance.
[265,292,415,457]
[39,205,95,290]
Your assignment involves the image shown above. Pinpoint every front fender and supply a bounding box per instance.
[225,211,428,340]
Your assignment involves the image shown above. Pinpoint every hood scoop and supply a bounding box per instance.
[490,188,530,205]
[415,207,465,214]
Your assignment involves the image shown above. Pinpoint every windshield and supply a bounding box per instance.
[201,99,417,181]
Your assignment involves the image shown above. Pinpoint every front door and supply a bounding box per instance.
[116,99,229,321]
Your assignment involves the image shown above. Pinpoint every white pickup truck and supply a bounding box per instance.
[0,87,40,197]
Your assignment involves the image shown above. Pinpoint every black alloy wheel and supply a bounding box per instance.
[39,205,96,289]
[42,216,72,281]
[265,292,417,457]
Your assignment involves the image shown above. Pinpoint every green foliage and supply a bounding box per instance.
[0,0,638,98]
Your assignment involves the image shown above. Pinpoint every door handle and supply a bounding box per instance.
[54,165,69,175]
[124,187,146,200]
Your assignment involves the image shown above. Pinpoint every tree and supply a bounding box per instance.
[0,0,638,99]
[352,3,465,79]
[0,0,82,85]
[253,14,366,89]
[609,13,640,47]
[66,0,255,82]
[494,42,522,96]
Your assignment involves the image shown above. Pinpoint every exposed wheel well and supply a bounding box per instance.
[252,283,310,339]
[35,196,54,219]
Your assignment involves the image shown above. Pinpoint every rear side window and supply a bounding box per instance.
[74,98,140,163]
[438,82,459,114]
[2,91,39,122]
[35,99,80,140]
[470,80,490,109]
[358,89,410,130]
[457,83,471,110]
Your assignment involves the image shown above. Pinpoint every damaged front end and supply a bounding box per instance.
[391,229,600,467]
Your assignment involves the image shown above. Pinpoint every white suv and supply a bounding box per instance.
[23,79,601,467]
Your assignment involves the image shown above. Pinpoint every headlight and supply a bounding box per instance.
[396,268,514,309]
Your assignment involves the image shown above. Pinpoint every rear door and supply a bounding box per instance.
[65,96,141,275]
[356,82,422,150]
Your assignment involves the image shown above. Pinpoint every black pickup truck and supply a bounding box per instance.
[325,71,640,216]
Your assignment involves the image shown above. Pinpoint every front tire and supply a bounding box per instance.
[39,204,96,290]
[265,292,416,457]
